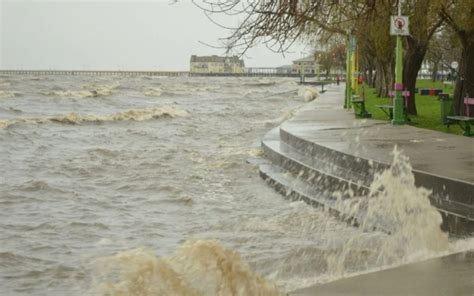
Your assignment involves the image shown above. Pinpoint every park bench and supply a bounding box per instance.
[376,90,410,122]
[446,97,474,136]
[352,94,372,118]
[420,88,443,96]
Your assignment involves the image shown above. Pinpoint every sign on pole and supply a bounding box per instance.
[390,16,410,36]
[451,61,458,69]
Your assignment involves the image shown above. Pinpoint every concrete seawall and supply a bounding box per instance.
[290,250,474,295]
[260,83,473,235]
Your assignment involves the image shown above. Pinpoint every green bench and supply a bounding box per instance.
[377,104,394,119]
[446,97,474,136]
[376,90,410,122]
[352,95,372,118]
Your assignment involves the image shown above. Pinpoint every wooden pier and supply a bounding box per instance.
[0,69,318,78]
[0,70,189,77]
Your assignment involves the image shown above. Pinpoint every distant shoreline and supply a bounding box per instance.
[0,69,326,78]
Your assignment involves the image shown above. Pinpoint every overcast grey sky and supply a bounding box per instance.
[0,0,309,70]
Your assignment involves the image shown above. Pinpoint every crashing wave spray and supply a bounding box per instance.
[298,87,319,102]
[328,147,448,277]
[94,240,282,296]
[0,106,188,128]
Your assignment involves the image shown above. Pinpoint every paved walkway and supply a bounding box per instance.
[283,84,473,184]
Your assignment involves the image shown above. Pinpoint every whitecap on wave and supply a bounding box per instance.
[244,79,277,87]
[0,106,188,128]
[143,87,163,97]
[0,90,21,98]
[42,82,119,98]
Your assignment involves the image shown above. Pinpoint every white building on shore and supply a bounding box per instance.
[292,56,319,74]
[190,55,245,74]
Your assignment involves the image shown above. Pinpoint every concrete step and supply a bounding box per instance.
[279,123,474,211]
[262,128,371,199]
[259,162,395,234]
[261,126,474,235]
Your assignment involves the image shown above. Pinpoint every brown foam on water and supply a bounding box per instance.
[95,240,282,296]
[0,106,188,128]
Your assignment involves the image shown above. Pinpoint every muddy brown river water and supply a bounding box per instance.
[0,75,472,295]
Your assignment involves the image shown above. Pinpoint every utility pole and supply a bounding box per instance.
[345,34,352,109]
[391,0,407,125]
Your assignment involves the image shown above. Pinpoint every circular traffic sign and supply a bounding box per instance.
[394,17,406,29]
[451,61,458,69]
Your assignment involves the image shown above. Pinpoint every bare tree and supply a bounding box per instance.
[193,0,455,116]
[440,0,474,115]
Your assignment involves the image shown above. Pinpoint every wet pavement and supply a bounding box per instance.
[282,84,474,184]
[291,250,474,296]
[277,84,473,229]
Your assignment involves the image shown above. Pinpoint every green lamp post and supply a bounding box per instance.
[391,0,408,125]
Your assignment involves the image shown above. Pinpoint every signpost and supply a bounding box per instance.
[450,61,458,85]
[390,0,408,125]
[345,35,352,109]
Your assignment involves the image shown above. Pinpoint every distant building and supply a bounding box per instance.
[292,56,319,74]
[276,65,293,74]
[190,55,245,74]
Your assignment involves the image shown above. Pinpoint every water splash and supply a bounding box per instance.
[94,240,282,296]
[328,147,448,277]
[298,87,319,102]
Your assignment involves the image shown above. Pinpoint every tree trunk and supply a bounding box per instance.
[453,40,474,115]
[431,62,438,82]
[403,40,428,115]
[383,64,393,98]
[375,61,384,97]
[374,61,393,98]
[372,69,377,89]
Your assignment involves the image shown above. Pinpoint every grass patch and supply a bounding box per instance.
[361,79,463,136]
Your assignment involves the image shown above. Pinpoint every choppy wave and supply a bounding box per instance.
[43,90,99,98]
[0,106,188,128]
[244,79,277,87]
[43,83,118,98]
[0,90,21,98]
[95,240,282,296]
[162,85,221,96]
[143,87,162,97]
[82,82,119,96]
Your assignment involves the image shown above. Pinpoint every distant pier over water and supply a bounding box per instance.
[0,69,319,78]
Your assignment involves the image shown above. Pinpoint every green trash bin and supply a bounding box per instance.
[439,93,453,125]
